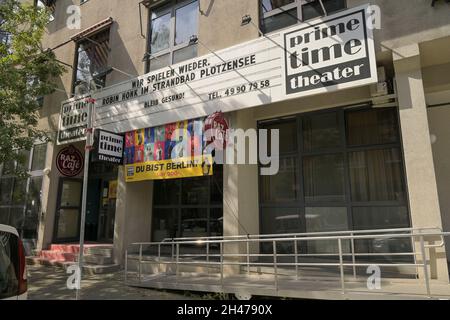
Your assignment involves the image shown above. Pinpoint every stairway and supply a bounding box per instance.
[27,243,120,275]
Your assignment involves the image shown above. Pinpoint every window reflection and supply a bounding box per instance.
[73,30,110,94]
[175,1,198,45]
[151,13,171,53]
[259,107,409,255]
[152,165,223,241]
[303,153,346,202]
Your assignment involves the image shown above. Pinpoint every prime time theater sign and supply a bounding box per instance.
[283,7,375,97]
[57,4,377,141]
[57,96,90,145]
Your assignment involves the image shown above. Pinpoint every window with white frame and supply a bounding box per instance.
[0,144,47,245]
[260,0,347,34]
[145,0,199,72]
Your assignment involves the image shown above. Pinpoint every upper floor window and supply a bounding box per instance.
[72,29,111,96]
[34,0,56,22]
[260,0,347,34]
[145,0,199,72]
[0,144,47,241]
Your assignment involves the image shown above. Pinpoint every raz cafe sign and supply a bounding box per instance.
[56,145,84,177]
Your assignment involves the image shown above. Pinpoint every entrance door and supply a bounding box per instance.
[97,180,117,242]
[86,179,101,241]
[54,178,83,242]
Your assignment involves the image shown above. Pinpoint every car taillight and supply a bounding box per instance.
[17,239,27,295]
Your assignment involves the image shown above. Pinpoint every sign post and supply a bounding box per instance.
[75,97,95,300]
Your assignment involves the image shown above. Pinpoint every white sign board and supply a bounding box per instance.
[57,96,90,145]
[92,129,124,164]
[57,5,377,140]
[282,7,376,97]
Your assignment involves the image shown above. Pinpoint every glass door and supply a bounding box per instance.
[54,178,83,242]
[97,180,117,243]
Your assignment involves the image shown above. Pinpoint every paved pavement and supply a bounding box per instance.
[27,265,202,300]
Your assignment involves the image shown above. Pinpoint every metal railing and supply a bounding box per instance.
[125,228,450,298]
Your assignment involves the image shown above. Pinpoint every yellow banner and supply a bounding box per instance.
[125,155,213,182]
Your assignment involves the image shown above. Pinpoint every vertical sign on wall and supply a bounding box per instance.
[57,96,90,145]
[91,130,125,164]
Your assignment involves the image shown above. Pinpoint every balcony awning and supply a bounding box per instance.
[70,17,113,42]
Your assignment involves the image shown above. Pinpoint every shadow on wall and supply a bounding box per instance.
[366,0,450,47]
[105,21,140,86]
[45,0,77,34]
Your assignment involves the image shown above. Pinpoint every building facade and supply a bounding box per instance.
[2,0,450,282]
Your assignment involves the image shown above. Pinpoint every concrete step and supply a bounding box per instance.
[85,247,113,257]
[39,250,77,262]
[83,254,113,265]
[83,264,121,275]
[26,256,74,269]
[26,256,120,274]
[49,244,113,256]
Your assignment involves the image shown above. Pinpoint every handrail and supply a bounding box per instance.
[158,227,442,243]
[129,231,449,247]
[124,228,450,299]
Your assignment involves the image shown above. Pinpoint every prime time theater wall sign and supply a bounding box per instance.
[282,7,376,97]
[57,5,377,138]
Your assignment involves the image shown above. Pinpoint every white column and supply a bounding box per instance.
[394,44,449,282]
[113,167,153,265]
[222,109,260,274]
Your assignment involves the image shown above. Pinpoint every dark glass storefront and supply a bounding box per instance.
[53,161,118,243]
[259,106,411,256]
[152,165,223,242]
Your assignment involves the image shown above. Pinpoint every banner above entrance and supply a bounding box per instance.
[57,4,377,140]
[123,118,213,182]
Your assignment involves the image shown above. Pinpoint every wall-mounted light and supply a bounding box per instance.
[241,15,252,26]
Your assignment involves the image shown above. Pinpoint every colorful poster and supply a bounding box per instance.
[124,118,211,182]
[108,180,118,199]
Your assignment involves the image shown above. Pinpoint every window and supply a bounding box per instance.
[145,0,199,72]
[260,0,347,33]
[0,2,11,49]
[72,29,111,95]
[259,107,410,257]
[152,165,223,242]
[34,0,56,22]
[0,144,47,247]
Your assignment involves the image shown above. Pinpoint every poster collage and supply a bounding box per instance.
[124,118,206,165]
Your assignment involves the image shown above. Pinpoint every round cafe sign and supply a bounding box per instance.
[56,145,84,177]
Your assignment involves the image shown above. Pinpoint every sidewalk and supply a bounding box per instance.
[27,265,201,300]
